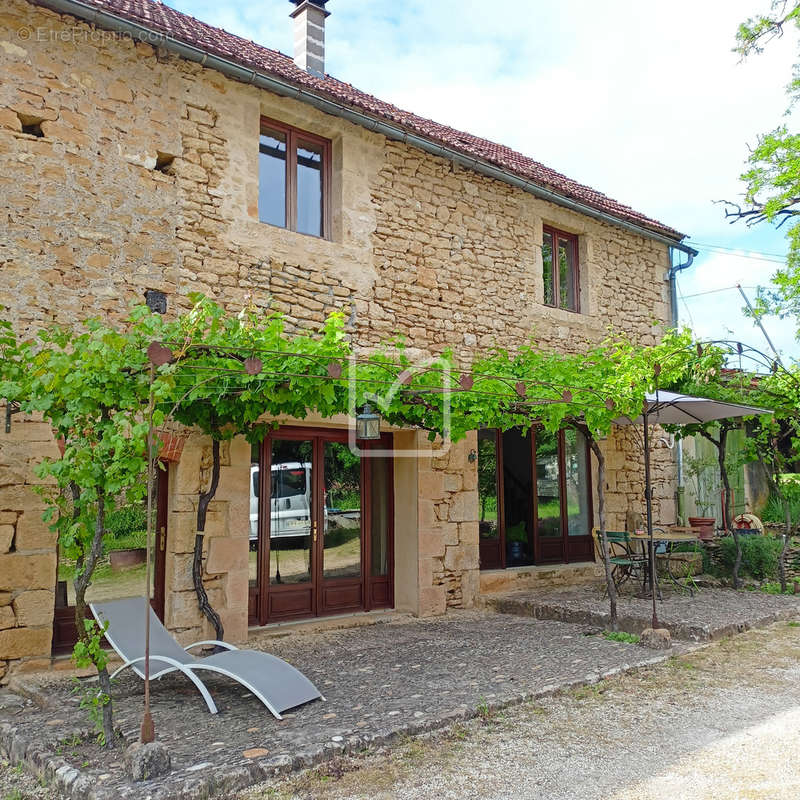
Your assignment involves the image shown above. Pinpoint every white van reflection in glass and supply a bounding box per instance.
[250,462,314,542]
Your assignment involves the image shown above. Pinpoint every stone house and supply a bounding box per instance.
[0,0,696,678]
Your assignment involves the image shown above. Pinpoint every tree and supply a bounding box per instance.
[1,293,713,742]
[726,2,800,325]
[746,366,800,589]
[161,297,353,639]
[1,307,173,747]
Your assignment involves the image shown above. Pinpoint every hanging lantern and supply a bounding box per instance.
[355,403,381,440]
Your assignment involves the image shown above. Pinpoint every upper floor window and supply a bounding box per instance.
[542,226,579,312]
[258,117,331,238]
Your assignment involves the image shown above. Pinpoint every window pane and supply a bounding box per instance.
[64,489,154,606]
[478,429,500,541]
[258,128,287,228]
[542,231,554,306]
[502,429,534,567]
[323,441,361,580]
[370,454,391,577]
[270,439,313,585]
[536,430,561,538]
[558,237,576,311]
[564,429,591,536]
[249,442,259,593]
[297,140,323,236]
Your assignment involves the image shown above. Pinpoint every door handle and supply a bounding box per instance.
[159,526,166,551]
[312,520,317,543]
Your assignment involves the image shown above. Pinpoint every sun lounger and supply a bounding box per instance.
[90,596,322,719]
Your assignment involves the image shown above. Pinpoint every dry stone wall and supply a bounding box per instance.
[0,405,59,678]
[0,0,677,659]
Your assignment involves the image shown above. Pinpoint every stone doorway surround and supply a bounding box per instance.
[161,422,484,646]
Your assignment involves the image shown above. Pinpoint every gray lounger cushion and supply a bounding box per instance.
[91,596,322,718]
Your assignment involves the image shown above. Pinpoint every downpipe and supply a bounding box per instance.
[667,245,697,524]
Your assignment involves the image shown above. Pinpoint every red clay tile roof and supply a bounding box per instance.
[50,0,684,240]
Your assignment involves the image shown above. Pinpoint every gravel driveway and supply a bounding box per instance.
[243,621,800,800]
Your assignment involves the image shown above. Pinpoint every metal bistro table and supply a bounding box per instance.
[630,527,703,596]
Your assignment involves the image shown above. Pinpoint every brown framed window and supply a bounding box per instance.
[258,117,331,238]
[478,426,593,570]
[542,226,579,312]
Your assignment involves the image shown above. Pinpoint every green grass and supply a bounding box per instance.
[760,581,795,595]
[104,530,147,552]
[603,631,640,644]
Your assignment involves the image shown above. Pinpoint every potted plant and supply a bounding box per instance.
[505,524,528,564]
[684,452,718,539]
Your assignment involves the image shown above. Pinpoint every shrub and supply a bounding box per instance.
[760,581,794,595]
[761,476,800,524]
[105,504,147,539]
[718,535,783,581]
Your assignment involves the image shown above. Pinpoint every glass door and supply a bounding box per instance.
[534,429,564,563]
[320,440,364,613]
[478,429,504,569]
[53,467,168,654]
[255,435,317,622]
[250,428,394,625]
[477,426,594,570]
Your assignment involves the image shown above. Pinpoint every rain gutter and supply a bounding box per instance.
[39,0,695,254]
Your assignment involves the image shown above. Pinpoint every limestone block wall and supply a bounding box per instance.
[165,434,250,646]
[416,432,480,614]
[0,405,59,679]
[601,426,676,531]
[1,0,672,358]
[0,0,679,658]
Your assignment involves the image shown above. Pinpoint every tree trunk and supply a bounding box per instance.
[73,490,115,748]
[780,493,791,593]
[193,438,224,641]
[575,424,618,628]
[718,427,742,589]
[701,426,741,589]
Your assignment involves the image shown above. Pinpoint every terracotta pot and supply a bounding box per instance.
[688,516,716,541]
[109,547,147,570]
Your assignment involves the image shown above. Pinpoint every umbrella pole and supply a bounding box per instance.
[642,412,659,629]
[141,363,155,743]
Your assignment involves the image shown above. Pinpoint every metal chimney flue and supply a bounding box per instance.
[289,0,330,77]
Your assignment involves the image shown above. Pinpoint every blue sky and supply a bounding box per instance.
[173,0,799,360]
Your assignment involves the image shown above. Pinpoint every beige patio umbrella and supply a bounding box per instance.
[616,390,771,629]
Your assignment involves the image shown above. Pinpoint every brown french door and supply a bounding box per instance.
[52,467,168,654]
[478,427,594,570]
[249,427,393,626]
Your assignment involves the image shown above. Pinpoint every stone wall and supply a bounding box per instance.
[0,0,677,662]
[165,434,250,645]
[0,0,671,356]
[0,405,59,679]
[416,432,480,614]
[602,426,675,532]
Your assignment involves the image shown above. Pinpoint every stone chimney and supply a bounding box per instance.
[289,1,330,76]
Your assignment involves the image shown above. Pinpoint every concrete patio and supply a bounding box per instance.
[0,610,672,800]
